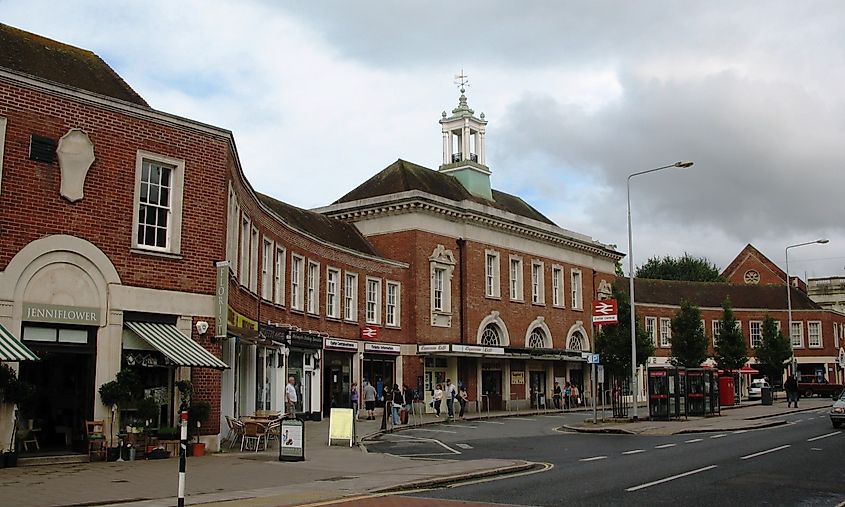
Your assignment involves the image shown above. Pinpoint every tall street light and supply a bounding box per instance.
[785,238,829,378]
[627,160,694,420]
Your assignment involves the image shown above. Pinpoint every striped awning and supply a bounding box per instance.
[125,321,228,369]
[0,323,40,361]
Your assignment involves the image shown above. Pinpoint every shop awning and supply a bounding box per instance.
[125,321,228,369]
[0,323,40,361]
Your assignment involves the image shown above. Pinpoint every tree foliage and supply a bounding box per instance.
[755,314,791,386]
[636,253,724,282]
[595,284,655,377]
[670,300,709,367]
[713,298,748,370]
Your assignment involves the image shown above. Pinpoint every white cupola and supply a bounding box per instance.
[438,74,491,200]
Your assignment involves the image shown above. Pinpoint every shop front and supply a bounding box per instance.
[323,337,357,416]
[363,342,401,406]
[287,332,323,420]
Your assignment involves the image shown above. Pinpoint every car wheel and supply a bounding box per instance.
[804,389,814,398]
[833,420,842,429]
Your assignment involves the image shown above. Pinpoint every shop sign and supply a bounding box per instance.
[364,342,401,354]
[511,371,525,384]
[291,332,323,349]
[23,303,100,326]
[214,261,230,339]
[360,325,380,339]
[418,344,449,353]
[324,337,358,352]
[838,348,845,368]
[451,344,505,355]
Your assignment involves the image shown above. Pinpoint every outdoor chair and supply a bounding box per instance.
[228,419,245,449]
[224,415,237,444]
[240,421,267,452]
[265,418,281,444]
[85,420,106,461]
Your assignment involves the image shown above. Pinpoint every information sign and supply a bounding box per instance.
[279,418,305,461]
[327,408,355,447]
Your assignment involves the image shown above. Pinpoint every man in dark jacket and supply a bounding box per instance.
[784,374,799,408]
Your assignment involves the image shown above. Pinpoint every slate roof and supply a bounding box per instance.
[334,159,555,225]
[0,23,148,106]
[619,277,821,310]
[256,193,380,257]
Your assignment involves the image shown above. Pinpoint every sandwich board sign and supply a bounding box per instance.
[328,408,355,447]
[278,418,305,462]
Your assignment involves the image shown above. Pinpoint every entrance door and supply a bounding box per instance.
[529,371,546,408]
[323,352,351,415]
[481,370,503,411]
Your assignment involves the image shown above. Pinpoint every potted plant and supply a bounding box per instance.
[187,400,211,457]
[4,373,36,467]
[99,369,141,459]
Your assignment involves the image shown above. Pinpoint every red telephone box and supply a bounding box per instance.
[719,376,735,406]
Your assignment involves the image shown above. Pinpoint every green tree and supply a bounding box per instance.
[595,284,655,378]
[636,253,724,282]
[713,298,748,370]
[670,300,709,367]
[755,314,791,386]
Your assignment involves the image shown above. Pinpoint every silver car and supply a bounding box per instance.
[830,390,845,428]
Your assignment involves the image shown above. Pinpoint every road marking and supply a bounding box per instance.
[386,434,462,455]
[710,434,727,439]
[455,443,473,449]
[807,431,841,442]
[685,438,703,443]
[740,444,791,460]
[445,461,554,489]
[794,419,803,423]
[654,443,676,449]
[504,418,537,421]
[807,417,816,420]
[811,447,822,451]
[409,428,458,434]
[475,420,505,425]
[622,449,646,455]
[541,415,570,418]
[435,425,478,429]
[626,465,718,492]
[733,430,748,434]
[579,455,607,462]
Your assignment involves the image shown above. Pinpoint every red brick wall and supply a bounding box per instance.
[724,254,787,287]
[190,317,222,435]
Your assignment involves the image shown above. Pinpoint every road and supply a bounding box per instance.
[356,408,845,506]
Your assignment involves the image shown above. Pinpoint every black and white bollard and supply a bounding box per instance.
[177,405,188,507]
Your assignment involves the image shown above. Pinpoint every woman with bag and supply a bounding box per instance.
[433,384,443,417]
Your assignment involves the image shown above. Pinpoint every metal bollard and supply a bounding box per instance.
[177,405,188,507]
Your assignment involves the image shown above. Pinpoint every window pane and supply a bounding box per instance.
[59,329,88,344]
[23,327,56,342]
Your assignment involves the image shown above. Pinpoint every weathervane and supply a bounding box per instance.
[454,70,469,93]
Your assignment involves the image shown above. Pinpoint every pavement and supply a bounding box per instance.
[0,398,834,507]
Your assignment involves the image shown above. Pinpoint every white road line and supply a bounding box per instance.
[410,428,458,434]
[541,415,570,418]
[710,434,727,439]
[504,418,537,421]
[434,425,478,429]
[622,449,646,455]
[807,417,816,420]
[626,465,718,492]
[475,420,505,425]
[685,438,703,443]
[455,443,473,449]
[807,431,841,442]
[794,419,803,423]
[740,444,791,460]
[733,430,748,434]
[579,456,607,462]
[654,443,676,449]
[385,434,462,455]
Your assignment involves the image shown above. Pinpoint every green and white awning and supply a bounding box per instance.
[125,321,228,369]
[0,324,40,362]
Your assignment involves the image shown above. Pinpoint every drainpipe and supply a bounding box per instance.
[456,238,467,345]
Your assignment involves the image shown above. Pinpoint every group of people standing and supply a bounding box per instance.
[431,379,468,419]
[350,378,470,423]
[552,381,581,409]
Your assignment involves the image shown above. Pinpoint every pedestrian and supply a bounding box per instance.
[363,378,378,420]
[391,383,403,426]
[784,374,799,408]
[403,384,414,421]
[350,381,359,419]
[564,382,572,410]
[433,383,443,417]
[285,376,298,419]
[553,381,562,410]
[572,384,581,407]
[458,383,468,419]
[445,379,457,419]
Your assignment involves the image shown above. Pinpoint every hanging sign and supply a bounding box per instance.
[592,299,618,324]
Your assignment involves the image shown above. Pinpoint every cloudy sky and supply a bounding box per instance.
[5,1,845,278]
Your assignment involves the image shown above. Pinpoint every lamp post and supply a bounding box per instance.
[627,161,694,420]
[785,238,829,379]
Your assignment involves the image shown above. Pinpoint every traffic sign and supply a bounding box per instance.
[587,353,600,364]
[591,299,618,324]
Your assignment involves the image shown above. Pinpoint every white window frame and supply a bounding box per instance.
[307,260,320,315]
[344,272,358,322]
[273,247,285,306]
[429,245,455,326]
[646,317,657,347]
[835,323,840,349]
[132,151,185,255]
[226,184,240,271]
[659,317,671,348]
[750,320,762,349]
[570,268,583,310]
[326,267,340,318]
[261,238,273,300]
[790,321,804,348]
[366,277,382,325]
[291,254,304,311]
[0,117,6,196]
[509,256,524,301]
[485,250,501,298]
[249,227,259,292]
[808,321,822,348]
[386,281,401,327]
[433,268,446,312]
[531,260,545,305]
[239,216,250,283]
[712,320,722,347]
[552,265,564,307]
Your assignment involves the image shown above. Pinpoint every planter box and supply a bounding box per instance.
[190,442,206,457]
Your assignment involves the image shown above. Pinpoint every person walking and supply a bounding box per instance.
[391,384,403,426]
[572,384,581,407]
[785,374,799,408]
[285,376,298,419]
[433,384,443,417]
[350,381,359,419]
[564,382,572,410]
[403,384,414,423]
[363,379,378,420]
[553,382,562,410]
[445,379,457,419]
[458,383,468,419]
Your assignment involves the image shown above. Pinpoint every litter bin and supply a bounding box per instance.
[761,386,773,406]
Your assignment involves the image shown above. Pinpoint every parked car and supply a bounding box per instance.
[798,377,844,399]
[829,390,845,428]
[748,379,770,399]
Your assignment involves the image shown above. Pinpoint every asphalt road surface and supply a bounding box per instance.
[359,408,845,506]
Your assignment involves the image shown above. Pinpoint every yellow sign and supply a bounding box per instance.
[328,408,355,447]
[511,371,525,385]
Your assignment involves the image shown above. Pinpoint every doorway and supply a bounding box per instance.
[529,370,546,408]
[323,351,351,415]
[481,369,502,411]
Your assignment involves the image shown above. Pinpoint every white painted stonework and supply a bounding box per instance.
[56,129,95,203]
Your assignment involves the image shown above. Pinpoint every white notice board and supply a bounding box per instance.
[328,408,355,447]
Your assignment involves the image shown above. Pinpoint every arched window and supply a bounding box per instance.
[528,328,547,348]
[481,324,501,346]
[568,332,584,351]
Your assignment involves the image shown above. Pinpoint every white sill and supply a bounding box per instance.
[130,247,183,260]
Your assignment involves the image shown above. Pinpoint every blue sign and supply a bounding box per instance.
[587,354,600,364]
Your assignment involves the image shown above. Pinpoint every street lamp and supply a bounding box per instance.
[785,238,829,379]
[627,160,694,421]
